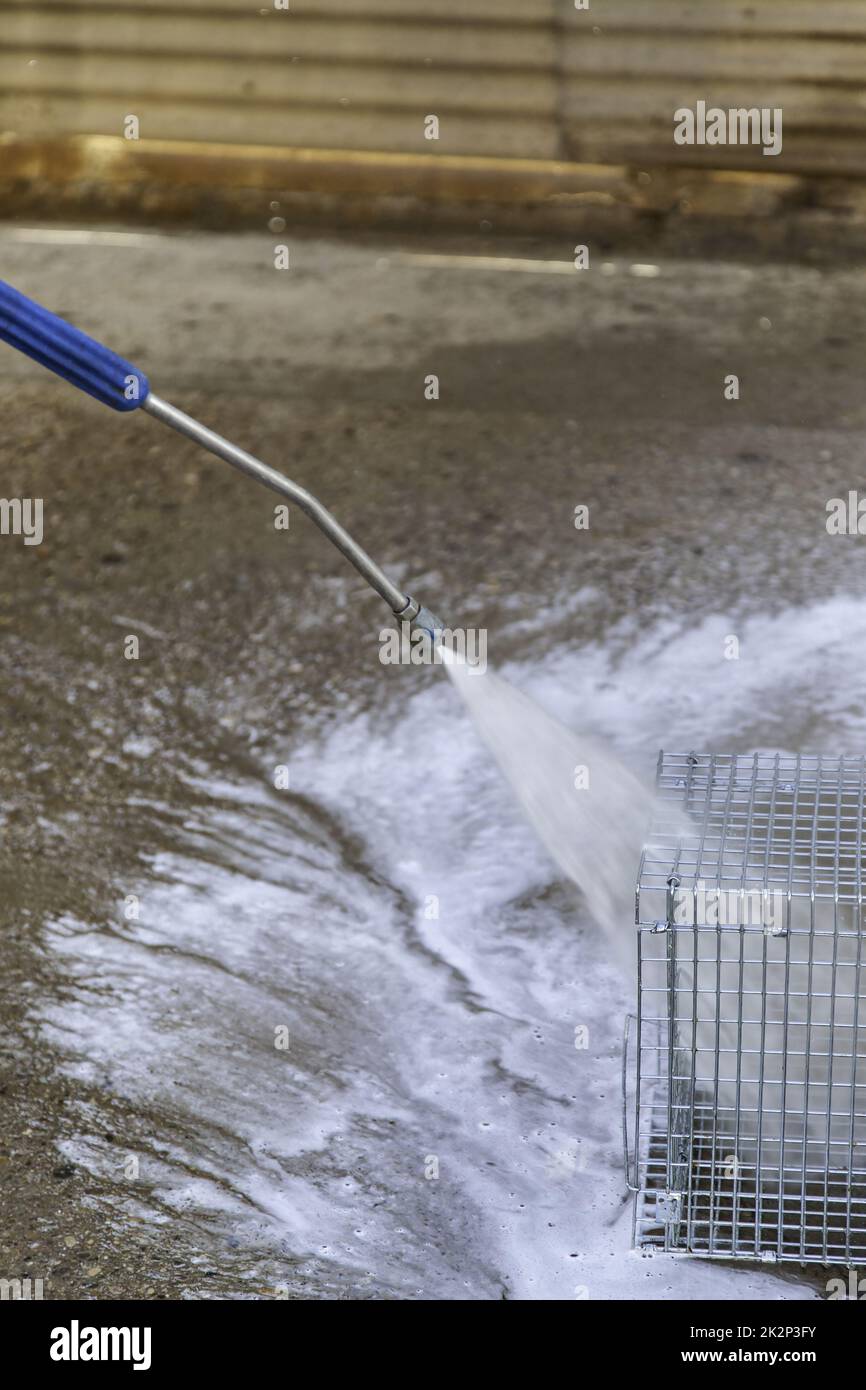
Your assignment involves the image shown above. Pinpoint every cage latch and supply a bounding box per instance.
[657,1191,682,1224]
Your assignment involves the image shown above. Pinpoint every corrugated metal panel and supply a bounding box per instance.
[1,0,865,174]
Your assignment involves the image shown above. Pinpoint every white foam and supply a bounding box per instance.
[37,594,857,1299]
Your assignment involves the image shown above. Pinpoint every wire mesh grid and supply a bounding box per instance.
[627,752,866,1265]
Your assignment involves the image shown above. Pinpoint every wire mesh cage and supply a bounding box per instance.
[625,751,866,1265]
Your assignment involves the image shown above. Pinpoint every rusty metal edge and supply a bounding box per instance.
[0,133,808,210]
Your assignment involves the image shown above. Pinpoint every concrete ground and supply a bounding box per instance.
[1,225,866,1299]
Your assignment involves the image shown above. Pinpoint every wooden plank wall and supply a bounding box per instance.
[0,0,864,175]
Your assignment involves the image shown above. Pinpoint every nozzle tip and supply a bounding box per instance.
[394,596,444,640]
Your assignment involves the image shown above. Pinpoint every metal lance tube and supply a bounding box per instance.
[142,394,441,634]
[0,280,442,638]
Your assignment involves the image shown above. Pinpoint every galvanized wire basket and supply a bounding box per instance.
[625,752,866,1265]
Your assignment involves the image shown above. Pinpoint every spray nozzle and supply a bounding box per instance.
[395,596,445,641]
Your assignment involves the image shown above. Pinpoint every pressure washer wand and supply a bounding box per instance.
[0,280,441,638]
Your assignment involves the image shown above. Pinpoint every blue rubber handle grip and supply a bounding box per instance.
[0,279,149,412]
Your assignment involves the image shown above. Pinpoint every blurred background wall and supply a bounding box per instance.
[1,0,865,244]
